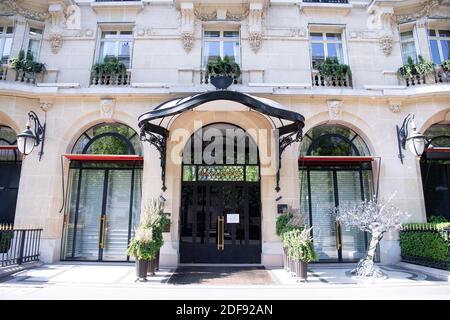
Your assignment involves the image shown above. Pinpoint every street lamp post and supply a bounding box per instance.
[16,111,46,161]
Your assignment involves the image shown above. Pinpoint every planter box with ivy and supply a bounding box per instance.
[9,50,45,84]
[204,56,241,90]
[90,56,131,86]
[313,57,352,88]
[397,55,436,87]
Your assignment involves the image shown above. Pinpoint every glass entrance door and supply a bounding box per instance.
[180,182,261,263]
[301,165,373,262]
[64,165,141,261]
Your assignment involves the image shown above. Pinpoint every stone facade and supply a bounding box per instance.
[1,0,449,266]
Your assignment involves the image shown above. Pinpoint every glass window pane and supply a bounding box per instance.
[223,41,240,63]
[430,40,441,64]
[203,41,220,67]
[223,31,239,38]
[2,38,12,62]
[118,41,131,67]
[326,33,341,41]
[438,30,450,37]
[400,31,414,41]
[197,165,244,181]
[27,39,40,60]
[311,42,325,68]
[99,41,116,62]
[429,29,436,37]
[441,40,450,61]
[327,43,343,62]
[102,31,118,39]
[6,27,13,34]
[245,166,259,182]
[183,165,196,181]
[29,28,43,36]
[119,31,132,37]
[204,31,220,38]
[310,32,323,40]
[402,42,417,64]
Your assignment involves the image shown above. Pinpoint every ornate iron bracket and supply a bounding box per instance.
[28,110,46,161]
[140,129,168,191]
[276,124,303,192]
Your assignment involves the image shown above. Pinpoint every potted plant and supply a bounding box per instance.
[397,56,417,80]
[284,227,316,282]
[10,50,45,83]
[91,56,127,85]
[398,55,434,85]
[317,57,351,86]
[204,56,241,90]
[153,212,171,271]
[127,198,163,281]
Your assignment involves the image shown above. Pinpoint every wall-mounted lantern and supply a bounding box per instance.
[396,113,426,163]
[17,111,46,161]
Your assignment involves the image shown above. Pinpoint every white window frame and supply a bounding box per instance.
[201,28,241,68]
[428,28,450,63]
[25,25,43,60]
[95,28,134,69]
[308,28,347,70]
[0,25,14,64]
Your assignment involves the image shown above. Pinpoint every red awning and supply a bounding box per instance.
[298,156,374,166]
[63,154,144,162]
[426,147,450,153]
[0,145,18,150]
[424,147,450,160]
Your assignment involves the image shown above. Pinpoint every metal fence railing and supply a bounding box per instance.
[0,225,43,267]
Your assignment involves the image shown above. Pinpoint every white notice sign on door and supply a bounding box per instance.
[226,214,240,224]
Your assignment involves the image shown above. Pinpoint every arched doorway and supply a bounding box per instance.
[420,123,450,221]
[179,123,261,263]
[0,125,21,225]
[62,123,143,261]
[299,124,374,262]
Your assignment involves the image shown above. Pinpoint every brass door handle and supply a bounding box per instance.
[217,216,224,251]
[335,221,341,250]
[99,215,107,249]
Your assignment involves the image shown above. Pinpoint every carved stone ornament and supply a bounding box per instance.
[226,6,250,21]
[389,104,401,113]
[327,100,343,120]
[379,34,393,56]
[39,101,53,112]
[49,33,64,54]
[193,5,217,21]
[0,0,50,21]
[65,4,81,30]
[395,0,443,24]
[100,99,116,122]
[248,32,263,53]
[182,32,194,52]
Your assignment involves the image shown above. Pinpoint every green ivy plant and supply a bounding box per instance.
[91,56,127,77]
[441,59,450,71]
[204,56,241,83]
[10,50,45,74]
[283,228,317,263]
[398,55,434,79]
[427,215,448,223]
[317,57,351,79]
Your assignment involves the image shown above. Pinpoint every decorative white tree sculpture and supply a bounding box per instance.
[335,197,409,278]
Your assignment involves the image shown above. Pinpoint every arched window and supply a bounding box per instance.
[0,125,20,162]
[71,123,142,155]
[300,124,370,157]
[424,123,450,148]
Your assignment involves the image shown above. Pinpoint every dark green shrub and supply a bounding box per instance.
[276,213,293,237]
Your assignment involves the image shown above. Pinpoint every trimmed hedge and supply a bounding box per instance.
[399,223,450,271]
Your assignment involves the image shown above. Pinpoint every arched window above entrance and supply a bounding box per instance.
[424,123,450,148]
[300,124,370,157]
[182,123,260,182]
[71,123,142,155]
[0,125,20,162]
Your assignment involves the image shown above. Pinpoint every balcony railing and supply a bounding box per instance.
[402,66,450,87]
[311,70,352,88]
[90,69,131,86]
[1,225,42,267]
[302,0,349,3]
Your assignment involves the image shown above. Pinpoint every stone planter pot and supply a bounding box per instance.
[282,247,288,271]
[155,249,160,271]
[136,259,148,282]
[210,76,233,90]
[294,259,308,282]
[147,259,156,276]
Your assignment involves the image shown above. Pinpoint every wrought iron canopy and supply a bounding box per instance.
[138,90,305,192]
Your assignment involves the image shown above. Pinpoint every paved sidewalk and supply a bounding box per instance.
[0,263,449,299]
